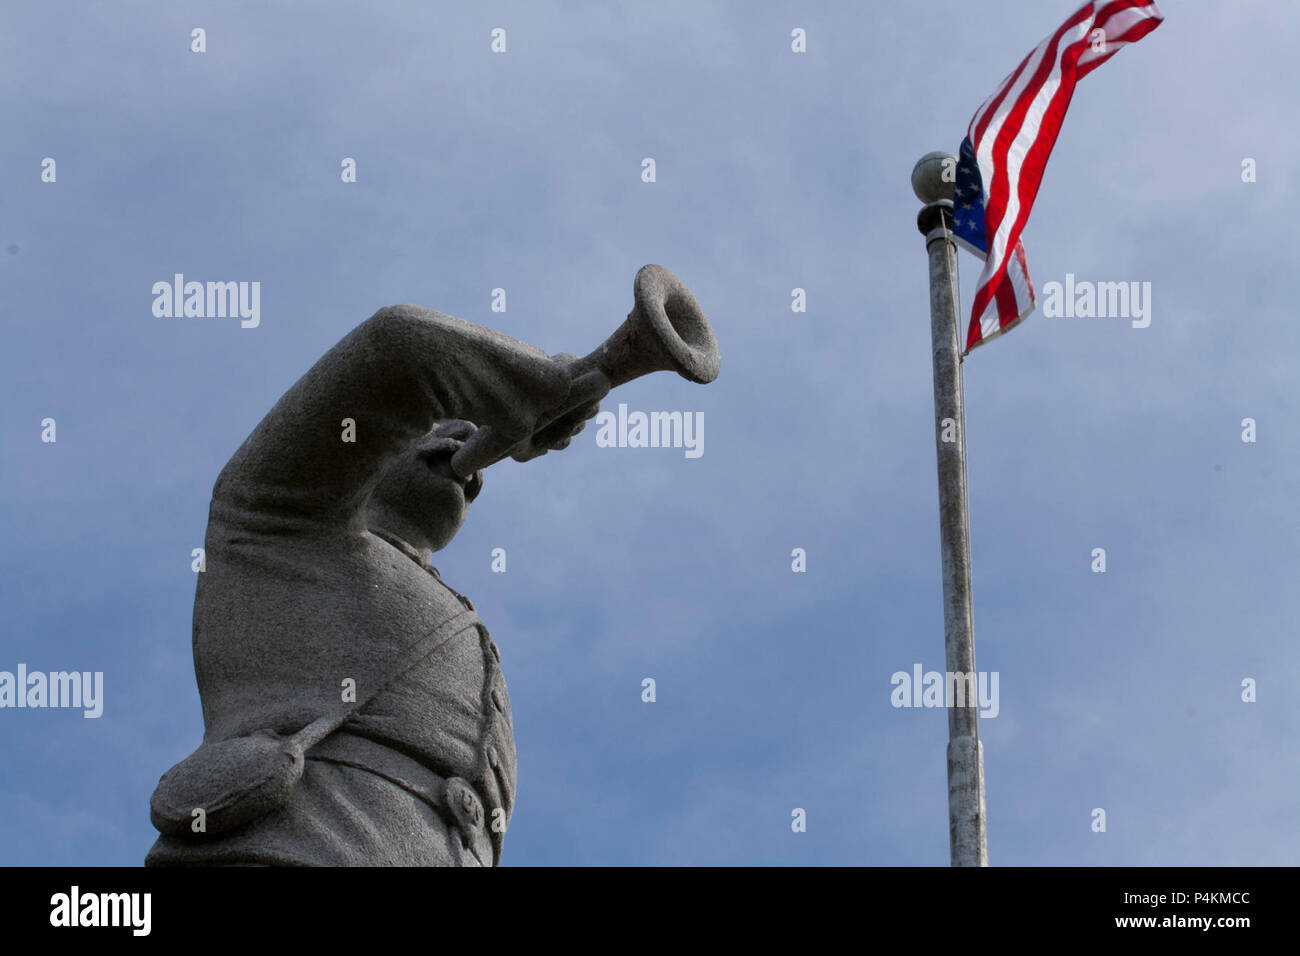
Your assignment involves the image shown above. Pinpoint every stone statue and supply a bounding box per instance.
[146,265,719,866]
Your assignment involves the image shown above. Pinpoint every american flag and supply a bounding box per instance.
[955,0,1165,353]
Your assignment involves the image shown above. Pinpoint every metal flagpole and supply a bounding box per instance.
[912,151,989,867]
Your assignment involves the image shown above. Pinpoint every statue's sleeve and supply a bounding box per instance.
[211,305,569,528]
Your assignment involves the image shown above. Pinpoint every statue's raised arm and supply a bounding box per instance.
[212,305,578,531]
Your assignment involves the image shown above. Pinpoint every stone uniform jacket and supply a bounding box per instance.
[146,305,571,866]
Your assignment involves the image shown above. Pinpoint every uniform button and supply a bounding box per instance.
[460,789,483,826]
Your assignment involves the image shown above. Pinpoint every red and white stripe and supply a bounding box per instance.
[964,0,1164,353]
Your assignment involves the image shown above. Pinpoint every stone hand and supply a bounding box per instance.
[450,358,610,478]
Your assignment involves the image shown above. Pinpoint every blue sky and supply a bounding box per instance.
[2,0,1296,866]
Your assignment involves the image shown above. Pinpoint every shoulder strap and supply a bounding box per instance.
[288,607,482,754]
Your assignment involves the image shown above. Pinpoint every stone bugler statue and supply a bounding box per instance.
[146,265,719,866]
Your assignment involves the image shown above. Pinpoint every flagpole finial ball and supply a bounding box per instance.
[912,151,957,204]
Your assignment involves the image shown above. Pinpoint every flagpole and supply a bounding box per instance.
[912,151,989,867]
